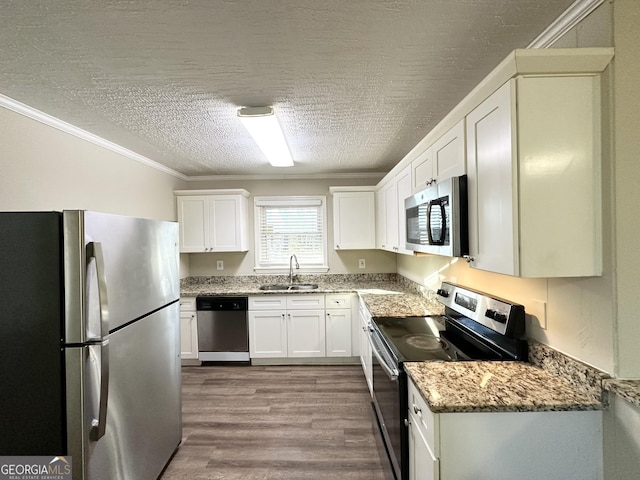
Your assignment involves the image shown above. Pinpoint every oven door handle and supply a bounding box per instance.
[368,330,399,381]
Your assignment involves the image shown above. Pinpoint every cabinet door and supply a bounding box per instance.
[248,310,287,358]
[326,309,352,357]
[375,189,387,250]
[432,119,465,182]
[466,81,518,275]
[209,195,249,252]
[287,310,326,357]
[395,165,413,255]
[333,192,376,250]
[176,196,209,253]
[179,310,198,360]
[409,414,439,480]
[358,300,373,395]
[412,147,434,193]
[383,181,398,252]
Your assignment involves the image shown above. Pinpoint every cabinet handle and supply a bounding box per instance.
[404,418,411,427]
[463,255,475,263]
[413,404,422,417]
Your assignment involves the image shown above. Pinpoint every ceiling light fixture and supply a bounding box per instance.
[237,106,294,167]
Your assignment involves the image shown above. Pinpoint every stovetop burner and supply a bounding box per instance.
[402,334,444,351]
[373,316,451,362]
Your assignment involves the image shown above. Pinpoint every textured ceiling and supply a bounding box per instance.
[0,0,574,177]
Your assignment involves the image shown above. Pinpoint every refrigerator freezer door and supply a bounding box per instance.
[63,211,180,343]
[66,303,181,480]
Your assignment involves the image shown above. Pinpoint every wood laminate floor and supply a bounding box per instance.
[160,364,391,480]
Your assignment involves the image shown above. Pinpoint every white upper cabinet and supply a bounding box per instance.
[330,188,376,250]
[378,164,412,255]
[375,189,387,250]
[175,189,250,253]
[378,47,613,277]
[395,165,413,255]
[466,75,603,277]
[412,119,466,193]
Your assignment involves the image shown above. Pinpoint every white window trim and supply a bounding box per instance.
[253,195,329,274]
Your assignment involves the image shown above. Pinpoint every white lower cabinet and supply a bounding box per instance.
[325,294,354,357]
[408,377,603,480]
[249,293,357,360]
[358,296,373,395]
[287,310,326,357]
[248,309,288,357]
[179,297,199,362]
[249,295,326,359]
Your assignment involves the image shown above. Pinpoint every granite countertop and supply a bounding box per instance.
[180,274,443,317]
[604,379,640,408]
[405,361,604,414]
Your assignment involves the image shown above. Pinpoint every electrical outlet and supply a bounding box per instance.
[358,259,366,269]
[528,299,547,330]
[216,260,224,271]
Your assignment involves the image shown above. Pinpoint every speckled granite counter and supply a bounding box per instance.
[405,361,604,413]
[180,274,443,317]
[604,379,640,408]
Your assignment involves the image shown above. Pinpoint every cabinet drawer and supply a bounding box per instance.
[249,295,287,310]
[325,293,353,309]
[179,297,197,311]
[286,294,325,310]
[408,378,439,456]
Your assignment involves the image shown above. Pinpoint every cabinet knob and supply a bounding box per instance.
[336,244,340,249]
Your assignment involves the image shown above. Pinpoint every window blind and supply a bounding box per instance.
[255,197,326,267]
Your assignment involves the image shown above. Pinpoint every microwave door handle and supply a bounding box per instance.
[427,200,447,245]
[426,201,434,244]
[437,202,446,244]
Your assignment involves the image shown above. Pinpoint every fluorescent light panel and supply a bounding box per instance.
[237,106,294,167]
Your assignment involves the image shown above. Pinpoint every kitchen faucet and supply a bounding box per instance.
[289,254,299,285]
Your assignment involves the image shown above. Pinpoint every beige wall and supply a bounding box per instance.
[0,106,186,220]
[183,177,397,276]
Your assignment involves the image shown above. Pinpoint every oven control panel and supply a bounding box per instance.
[435,282,524,337]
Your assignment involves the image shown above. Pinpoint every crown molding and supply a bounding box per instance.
[184,172,387,182]
[0,93,188,181]
[528,0,605,48]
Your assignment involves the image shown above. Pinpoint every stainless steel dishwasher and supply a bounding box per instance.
[196,296,249,362]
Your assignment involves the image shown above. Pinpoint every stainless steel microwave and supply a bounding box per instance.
[404,175,468,257]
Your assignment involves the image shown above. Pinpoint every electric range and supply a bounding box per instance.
[368,281,528,479]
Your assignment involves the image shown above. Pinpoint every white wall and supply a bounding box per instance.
[183,177,397,276]
[0,105,186,220]
[604,395,640,480]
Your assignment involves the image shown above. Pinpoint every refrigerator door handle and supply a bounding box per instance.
[89,338,110,441]
[86,241,110,441]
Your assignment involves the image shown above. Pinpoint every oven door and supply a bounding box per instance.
[368,326,403,479]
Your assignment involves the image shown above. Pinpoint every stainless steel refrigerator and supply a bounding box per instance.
[0,211,182,480]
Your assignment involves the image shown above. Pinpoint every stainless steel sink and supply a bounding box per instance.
[259,284,318,291]
[259,284,290,291]
[289,284,318,291]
